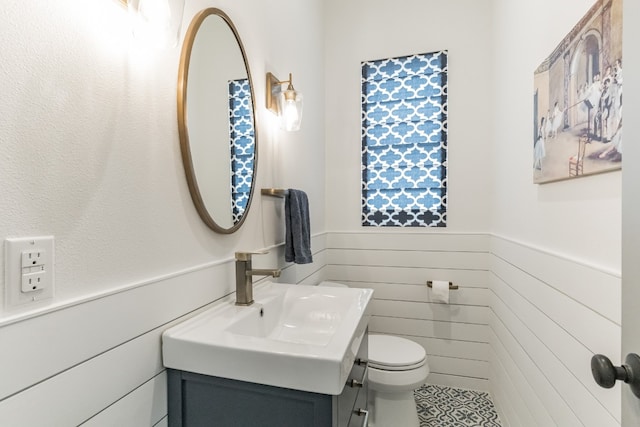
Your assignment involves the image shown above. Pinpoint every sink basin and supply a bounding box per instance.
[162,282,373,395]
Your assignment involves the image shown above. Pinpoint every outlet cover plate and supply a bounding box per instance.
[4,236,55,309]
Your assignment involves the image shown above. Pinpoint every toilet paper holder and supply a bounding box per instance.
[426,281,458,290]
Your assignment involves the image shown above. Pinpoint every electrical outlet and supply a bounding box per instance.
[22,250,46,268]
[4,236,55,309]
[22,271,47,292]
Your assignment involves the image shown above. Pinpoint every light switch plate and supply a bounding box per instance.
[4,236,55,309]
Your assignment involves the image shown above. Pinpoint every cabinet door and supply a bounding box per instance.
[342,332,369,427]
[338,359,368,427]
[337,381,359,427]
[347,380,369,427]
[168,370,332,427]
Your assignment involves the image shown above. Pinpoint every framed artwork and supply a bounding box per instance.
[533,0,622,183]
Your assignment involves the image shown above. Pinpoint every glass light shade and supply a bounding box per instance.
[128,0,185,48]
[278,90,303,132]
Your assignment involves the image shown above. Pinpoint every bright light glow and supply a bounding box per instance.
[139,0,171,22]
[128,0,183,49]
[283,100,299,130]
[279,93,303,131]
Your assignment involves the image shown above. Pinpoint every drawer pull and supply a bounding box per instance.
[348,360,369,388]
[353,408,369,427]
[349,378,364,388]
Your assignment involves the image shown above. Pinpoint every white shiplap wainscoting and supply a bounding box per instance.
[489,236,621,427]
[0,235,326,426]
[0,231,621,426]
[326,232,492,391]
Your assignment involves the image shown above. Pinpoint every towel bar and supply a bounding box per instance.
[426,281,459,290]
[261,188,289,198]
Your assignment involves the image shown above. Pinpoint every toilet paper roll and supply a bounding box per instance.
[431,280,450,304]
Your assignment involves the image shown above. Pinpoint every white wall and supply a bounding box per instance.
[0,0,326,308]
[324,0,494,233]
[490,0,621,270]
[490,1,622,425]
[0,0,326,423]
[489,237,620,426]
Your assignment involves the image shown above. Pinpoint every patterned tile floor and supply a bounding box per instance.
[414,384,503,427]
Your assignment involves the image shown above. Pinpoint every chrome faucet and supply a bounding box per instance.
[235,251,281,306]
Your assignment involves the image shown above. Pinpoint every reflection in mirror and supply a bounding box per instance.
[178,8,257,233]
[228,79,255,223]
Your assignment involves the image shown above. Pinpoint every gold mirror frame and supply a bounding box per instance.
[177,8,258,234]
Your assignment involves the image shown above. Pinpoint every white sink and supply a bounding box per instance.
[162,282,373,395]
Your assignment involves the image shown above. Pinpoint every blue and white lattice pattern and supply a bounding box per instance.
[228,78,255,224]
[361,51,448,227]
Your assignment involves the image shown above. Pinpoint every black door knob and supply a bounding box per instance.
[591,353,640,399]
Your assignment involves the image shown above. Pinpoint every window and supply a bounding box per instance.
[361,50,448,227]
[228,78,255,224]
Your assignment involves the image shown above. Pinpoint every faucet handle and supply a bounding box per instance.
[235,250,269,261]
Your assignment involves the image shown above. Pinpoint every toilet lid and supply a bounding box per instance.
[368,335,426,371]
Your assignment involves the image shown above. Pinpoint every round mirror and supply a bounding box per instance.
[178,8,258,233]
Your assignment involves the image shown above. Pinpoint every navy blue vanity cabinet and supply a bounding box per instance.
[167,332,369,427]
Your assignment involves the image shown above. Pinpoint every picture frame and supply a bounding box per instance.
[533,0,622,183]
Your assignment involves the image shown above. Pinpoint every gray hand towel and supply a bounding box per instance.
[285,189,313,264]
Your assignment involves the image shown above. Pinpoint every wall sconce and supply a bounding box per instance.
[266,72,304,132]
[125,0,185,49]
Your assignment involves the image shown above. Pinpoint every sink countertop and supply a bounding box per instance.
[162,282,373,395]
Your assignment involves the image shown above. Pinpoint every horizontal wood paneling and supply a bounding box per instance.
[329,233,620,427]
[369,316,489,343]
[327,232,490,252]
[493,291,617,425]
[81,373,167,427]
[489,236,621,427]
[0,237,326,426]
[347,281,489,305]
[492,256,620,362]
[491,236,620,324]
[370,299,489,324]
[490,299,583,426]
[326,265,489,288]
[397,335,490,361]
[426,373,488,391]
[327,248,489,271]
[489,329,558,427]
[0,314,166,425]
[327,233,491,390]
[489,350,530,427]
[0,263,234,402]
[0,232,620,426]
[427,355,488,379]
[492,270,619,412]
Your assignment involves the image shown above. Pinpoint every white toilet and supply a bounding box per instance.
[317,282,430,427]
[367,334,429,427]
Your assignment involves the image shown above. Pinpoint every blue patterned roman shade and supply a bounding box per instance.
[361,51,448,227]
[228,78,255,224]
